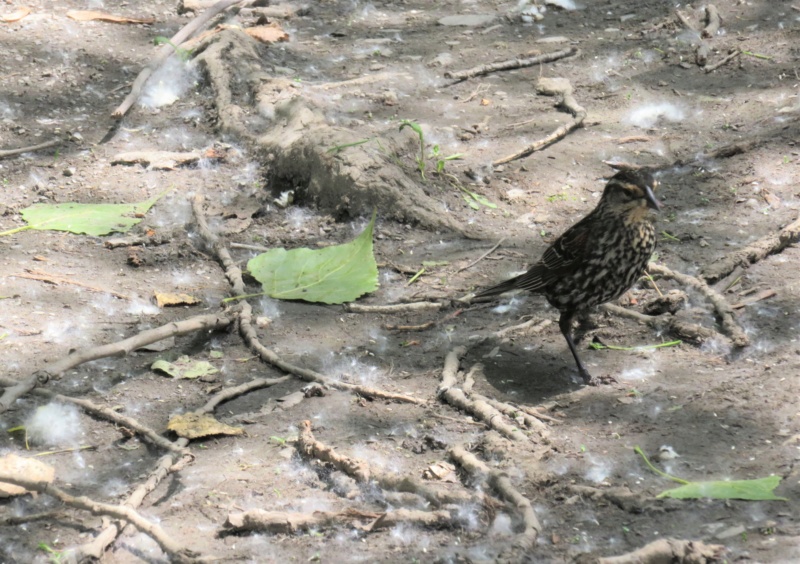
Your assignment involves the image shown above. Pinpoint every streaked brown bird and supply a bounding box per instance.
[474,169,661,385]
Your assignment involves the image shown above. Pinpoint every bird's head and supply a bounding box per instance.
[601,169,661,218]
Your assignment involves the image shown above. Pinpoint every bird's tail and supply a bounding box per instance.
[472,274,525,300]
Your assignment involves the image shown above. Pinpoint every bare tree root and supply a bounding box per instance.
[494,318,551,339]
[0,313,232,413]
[0,138,62,159]
[450,445,540,559]
[601,304,727,346]
[702,216,800,283]
[192,28,477,234]
[595,538,725,564]
[444,46,577,81]
[493,77,587,166]
[296,420,481,508]
[112,0,245,117]
[438,347,545,442]
[702,4,722,38]
[225,508,379,534]
[0,474,203,563]
[648,264,748,347]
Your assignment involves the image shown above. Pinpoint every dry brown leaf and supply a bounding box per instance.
[154,291,201,307]
[1,7,31,23]
[422,461,457,482]
[480,98,491,106]
[167,413,243,439]
[66,10,155,25]
[245,23,290,44]
[0,454,55,498]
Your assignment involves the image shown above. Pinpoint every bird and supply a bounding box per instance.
[474,169,662,385]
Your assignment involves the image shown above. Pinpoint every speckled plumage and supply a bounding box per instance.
[475,169,661,384]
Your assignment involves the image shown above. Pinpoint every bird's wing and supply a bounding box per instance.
[474,218,595,297]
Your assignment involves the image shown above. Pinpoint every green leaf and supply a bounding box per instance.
[247,212,378,304]
[658,476,786,501]
[0,191,167,237]
[463,193,480,210]
[635,446,787,501]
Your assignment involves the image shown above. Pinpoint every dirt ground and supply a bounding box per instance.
[1,0,799,562]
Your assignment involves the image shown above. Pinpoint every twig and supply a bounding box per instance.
[444,46,577,82]
[112,0,245,117]
[648,263,748,347]
[450,445,540,557]
[344,302,443,314]
[598,538,725,564]
[674,10,697,32]
[702,216,800,283]
[0,474,202,563]
[0,138,62,159]
[493,77,586,165]
[601,303,724,346]
[731,289,776,309]
[0,313,232,413]
[12,268,129,299]
[224,508,381,534]
[704,49,741,73]
[456,238,505,273]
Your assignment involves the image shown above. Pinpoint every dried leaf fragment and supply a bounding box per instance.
[154,291,201,307]
[1,7,31,23]
[66,10,156,24]
[244,23,290,44]
[167,413,244,439]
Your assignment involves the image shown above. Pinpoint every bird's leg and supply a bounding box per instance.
[559,310,594,385]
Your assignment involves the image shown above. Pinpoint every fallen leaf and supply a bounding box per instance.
[66,10,155,24]
[422,461,457,482]
[154,291,201,307]
[245,23,290,44]
[480,98,491,106]
[167,413,243,439]
[1,7,31,23]
[0,454,55,498]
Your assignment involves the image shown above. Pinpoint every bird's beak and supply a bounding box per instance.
[644,185,662,211]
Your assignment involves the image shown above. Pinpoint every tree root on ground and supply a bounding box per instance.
[438,347,553,442]
[296,420,484,508]
[193,28,478,234]
[0,474,203,563]
[590,538,725,564]
[648,264,748,347]
[450,444,540,561]
[601,304,726,346]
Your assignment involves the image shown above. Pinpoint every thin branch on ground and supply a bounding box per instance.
[0,138,62,159]
[597,538,725,564]
[224,508,380,534]
[200,376,291,413]
[0,313,232,413]
[704,49,741,73]
[0,474,203,563]
[0,511,68,526]
[12,268,130,299]
[444,46,577,81]
[702,216,800,283]
[0,375,185,454]
[112,0,245,117]
[648,263,748,347]
[450,445,541,557]
[456,238,506,273]
[493,77,586,165]
[344,302,444,314]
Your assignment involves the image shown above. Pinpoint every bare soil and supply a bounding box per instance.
[1,0,799,562]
